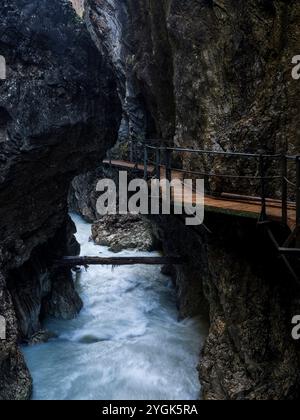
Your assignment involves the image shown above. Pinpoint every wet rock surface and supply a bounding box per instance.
[0,0,120,399]
[0,272,32,400]
[69,167,105,223]
[92,214,155,253]
[26,330,58,347]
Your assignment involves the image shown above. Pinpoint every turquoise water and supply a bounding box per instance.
[22,213,207,400]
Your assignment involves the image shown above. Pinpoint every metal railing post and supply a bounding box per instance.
[144,145,148,180]
[165,148,172,182]
[108,150,112,169]
[281,153,288,226]
[259,153,267,221]
[296,156,300,227]
[156,147,161,180]
[130,140,133,163]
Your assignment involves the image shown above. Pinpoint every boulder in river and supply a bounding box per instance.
[92,214,156,253]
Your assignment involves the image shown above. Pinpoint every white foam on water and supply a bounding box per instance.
[22,213,208,400]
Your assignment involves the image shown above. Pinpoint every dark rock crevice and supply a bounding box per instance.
[0,272,32,400]
[7,215,82,341]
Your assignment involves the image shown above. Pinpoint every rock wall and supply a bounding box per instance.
[69,167,105,222]
[85,0,160,142]
[121,0,300,152]
[151,213,300,400]
[0,0,120,399]
[200,218,300,400]
[86,0,300,193]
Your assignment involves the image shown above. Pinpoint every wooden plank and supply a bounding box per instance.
[221,193,296,209]
[266,229,299,281]
[56,256,184,267]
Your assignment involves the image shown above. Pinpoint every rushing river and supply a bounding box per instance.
[23,213,207,400]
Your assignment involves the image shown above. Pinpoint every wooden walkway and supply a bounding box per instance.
[203,194,295,230]
[100,148,300,279]
[104,159,296,231]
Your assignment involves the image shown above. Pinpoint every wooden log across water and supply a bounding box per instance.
[56,256,185,267]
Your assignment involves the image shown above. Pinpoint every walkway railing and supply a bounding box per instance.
[118,140,299,228]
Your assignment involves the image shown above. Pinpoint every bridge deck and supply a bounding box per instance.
[104,159,296,230]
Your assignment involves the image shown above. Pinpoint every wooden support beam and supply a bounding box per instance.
[297,156,300,227]
[56,256,185,267]
[156,148,161,180]
[278,248,300,256]
[266,228,299,282]
[281,153,288,225]
[296,156,300,247]
[165,148,172,182]
[259,154,267,221]
[282,226,300,248]
[144,145,148,180]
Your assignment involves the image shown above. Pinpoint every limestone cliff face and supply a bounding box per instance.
[85,0,155,141]
[84,0,300,400]
[120,0,300,153]
[0,0,120,399]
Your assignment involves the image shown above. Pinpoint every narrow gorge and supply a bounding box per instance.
[0,0,300,401]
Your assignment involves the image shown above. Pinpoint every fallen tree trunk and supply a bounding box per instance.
[55,256,184,267]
